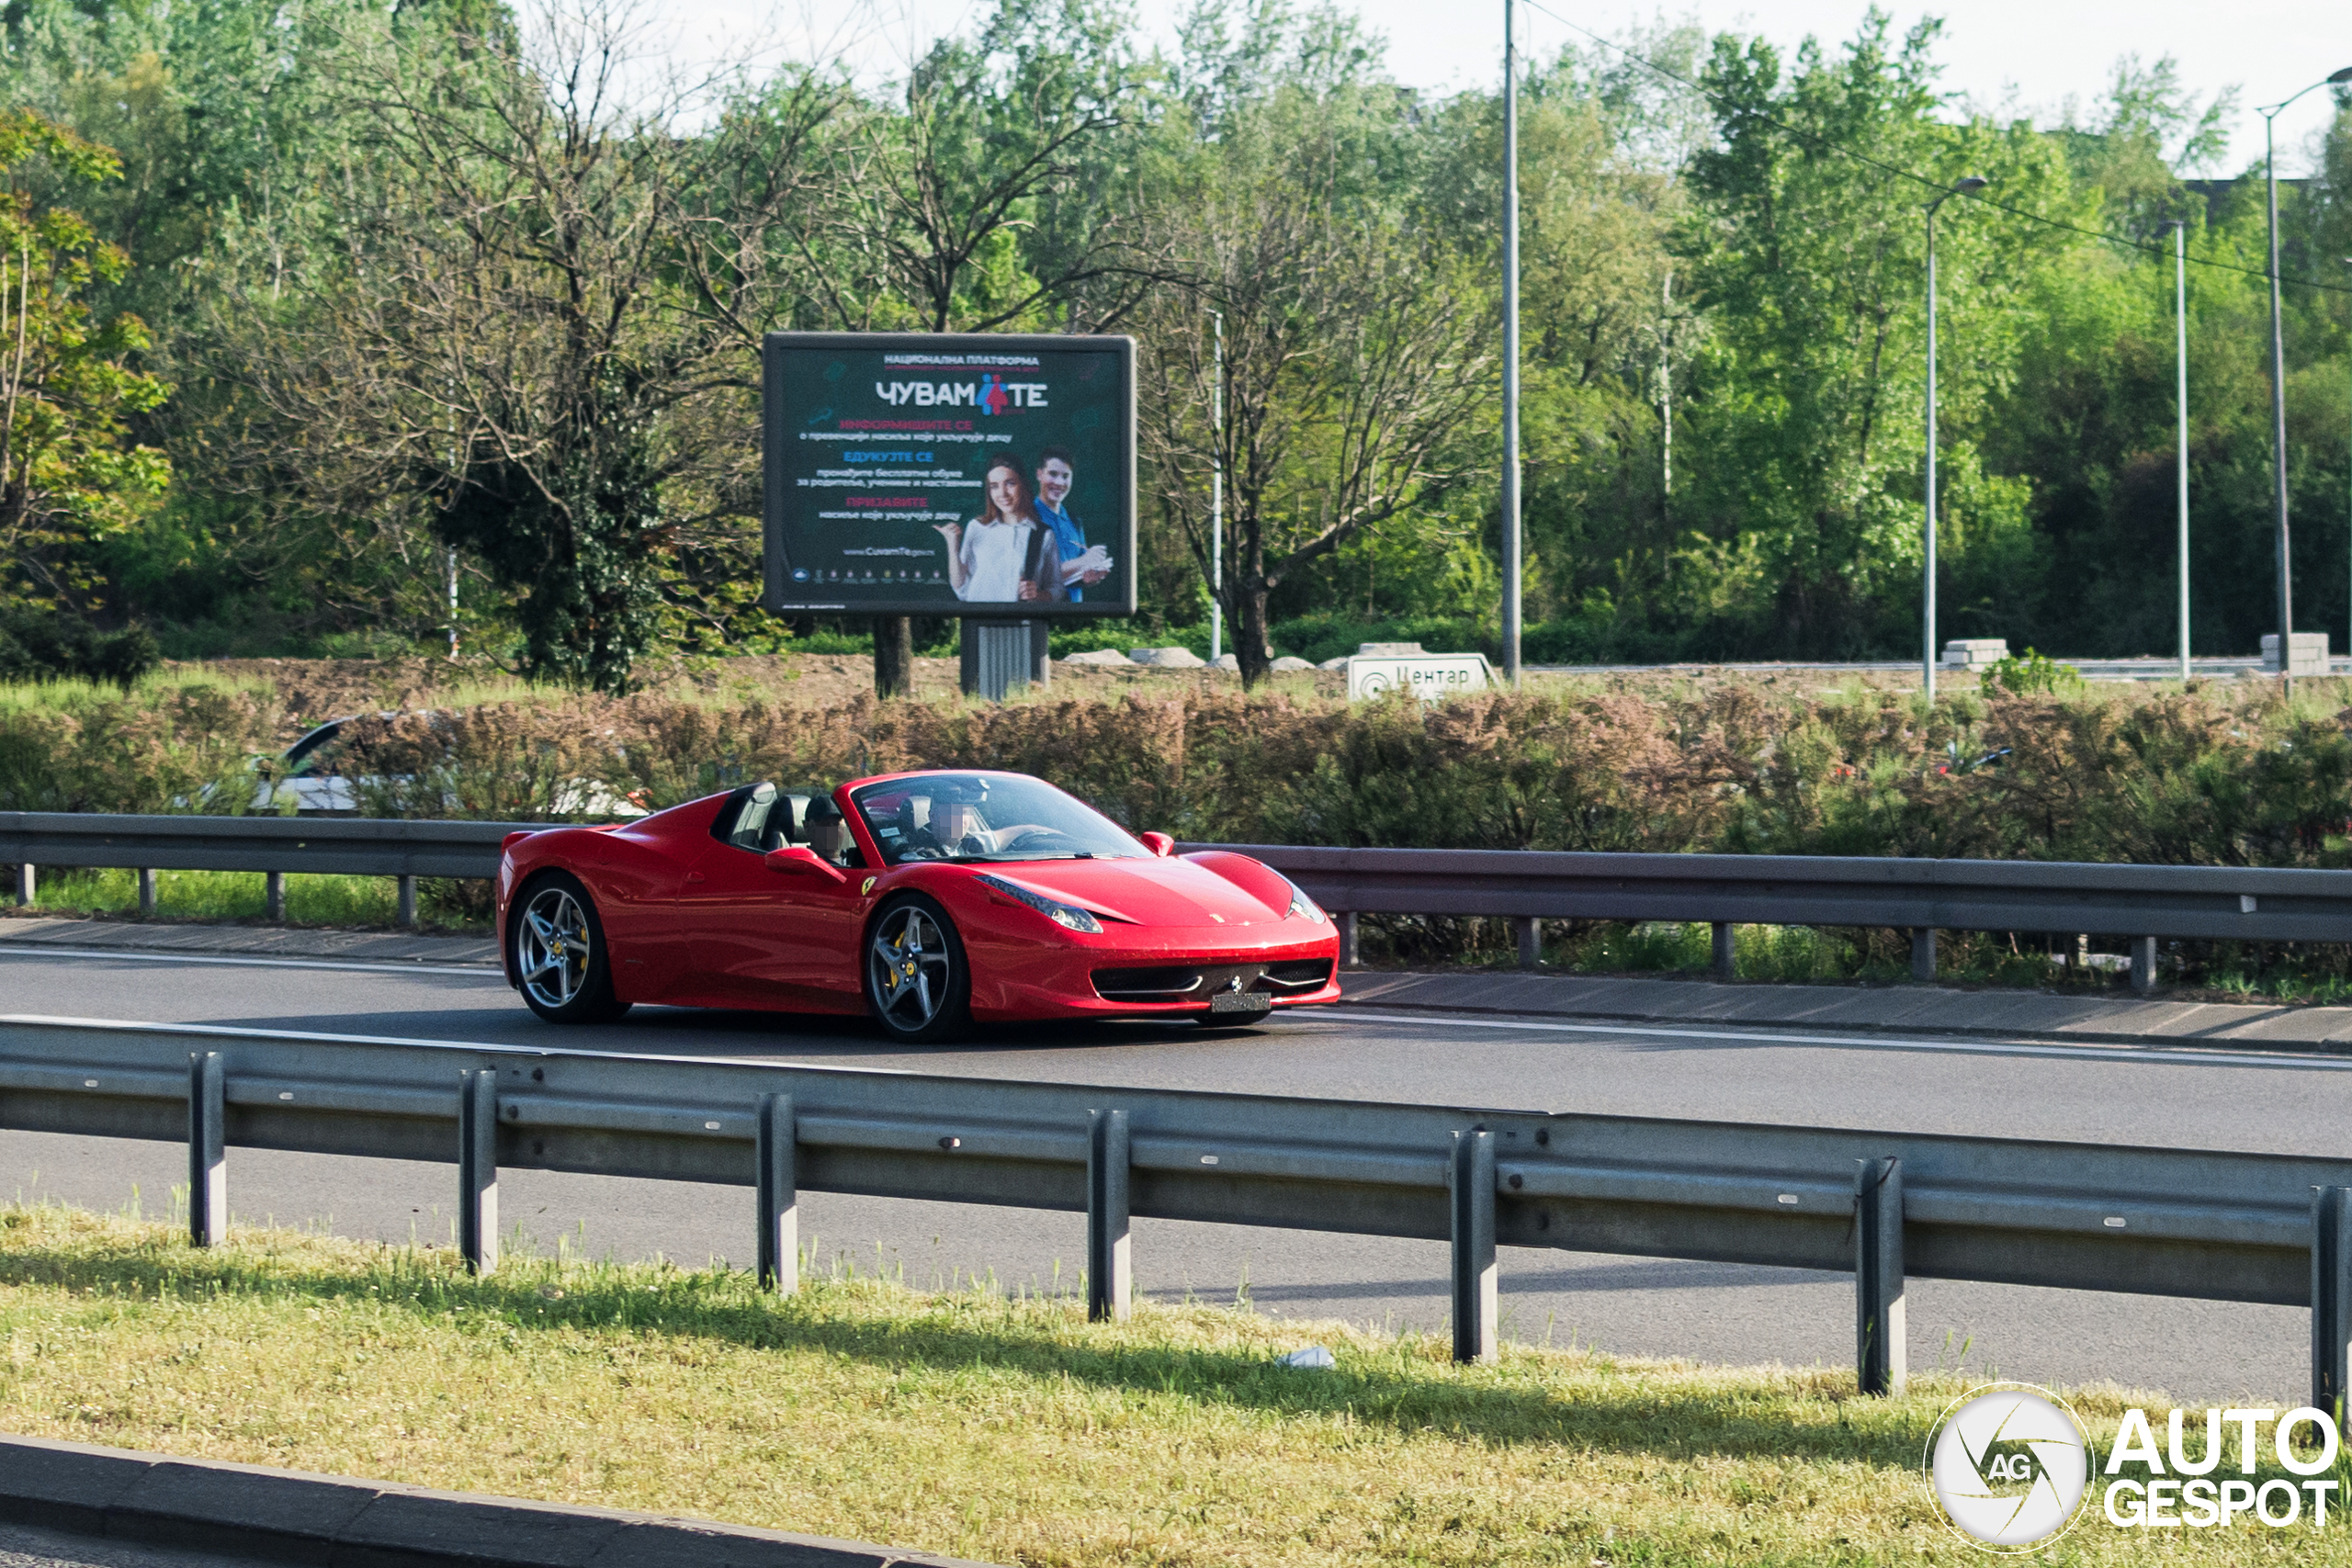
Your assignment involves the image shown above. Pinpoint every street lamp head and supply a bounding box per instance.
[2328,66,2352,83]
[1954,175,1988,193]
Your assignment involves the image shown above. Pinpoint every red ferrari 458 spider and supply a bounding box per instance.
[495,769,1341,1041]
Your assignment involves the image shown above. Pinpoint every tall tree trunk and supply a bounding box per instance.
[873,615,915,697]
[1234,579,1274,688]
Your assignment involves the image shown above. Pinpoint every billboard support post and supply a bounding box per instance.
[874,616,914,698]
[960,619,1050,700]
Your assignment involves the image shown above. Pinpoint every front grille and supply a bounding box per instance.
[1258,959,1334,992]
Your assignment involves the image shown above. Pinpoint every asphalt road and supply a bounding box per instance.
[0,1523,261,1568]
[4,947,2342,1406]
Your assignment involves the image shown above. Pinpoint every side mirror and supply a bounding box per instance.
[764,845,848,884]
[1139,831,1175,858]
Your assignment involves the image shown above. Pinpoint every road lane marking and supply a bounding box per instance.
[0,946,500,979]
[1328,1008,2352,1071]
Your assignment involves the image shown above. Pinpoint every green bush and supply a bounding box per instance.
[0,605,160,689]
[0,679,279,813]
[34,672,2352,982]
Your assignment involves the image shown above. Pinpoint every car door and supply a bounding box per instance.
[673,837,803,1006]
[768,850,870,1006]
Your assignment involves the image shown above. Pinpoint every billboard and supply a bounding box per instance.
[763,332,1136,617]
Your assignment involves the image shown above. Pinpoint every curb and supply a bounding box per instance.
[1330,983,2352,1055]
[0,1434,996,1568]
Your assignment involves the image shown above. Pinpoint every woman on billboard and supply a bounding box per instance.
[935,452,1065,604]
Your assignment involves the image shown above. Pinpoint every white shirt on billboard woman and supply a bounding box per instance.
[935,454,1065,604]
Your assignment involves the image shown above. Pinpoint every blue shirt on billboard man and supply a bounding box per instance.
[1034,447,1113,602]
[936,452,1065,604]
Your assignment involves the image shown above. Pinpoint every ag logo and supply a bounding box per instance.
[1925,1383,2093,1551]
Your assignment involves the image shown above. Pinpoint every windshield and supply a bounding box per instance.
[850,773,1147,867]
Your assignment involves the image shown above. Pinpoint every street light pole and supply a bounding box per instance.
[1923,175,1985,703]
[1210,310,1224,666]
[2256,68,2352,693]
[1500,0,1521,686]
[2168,220,2189,682]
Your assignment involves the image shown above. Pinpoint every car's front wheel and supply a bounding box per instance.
[865,894,971,1043]
[511,873,631,1024]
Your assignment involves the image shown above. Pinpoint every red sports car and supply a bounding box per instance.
[495,769,1341,1041]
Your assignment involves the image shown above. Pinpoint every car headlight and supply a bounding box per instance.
[1284,879,1327,923]
[977,874,1103,933]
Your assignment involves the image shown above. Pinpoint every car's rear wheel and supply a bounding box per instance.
[865,894,971,1043]
[512,873,630,1024]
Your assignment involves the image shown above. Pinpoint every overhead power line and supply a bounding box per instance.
[1518,0,2352,297]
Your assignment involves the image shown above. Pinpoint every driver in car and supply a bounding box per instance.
[891,779,1051,861]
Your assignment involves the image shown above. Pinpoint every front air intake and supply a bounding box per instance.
[1091,966,1205,1000]
[1258,959,1334,992]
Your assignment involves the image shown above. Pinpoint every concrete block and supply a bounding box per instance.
[336,1489,628,1567]
[0,1435,1003,1568]
[2262,632,2329,676]
[112,1458,379,1558]
[590,1519,988,1567]
[1939,638,2009,668]
[0,1435,155,1536]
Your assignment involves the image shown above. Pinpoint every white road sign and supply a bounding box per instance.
[1345,653,1492,702]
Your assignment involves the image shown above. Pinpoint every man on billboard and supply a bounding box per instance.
[1035,446,1113,603]
[934,451,1066,604]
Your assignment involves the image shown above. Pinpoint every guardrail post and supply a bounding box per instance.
[11,863,29,906]
[2314,1187,2352,1419]
[138,869,155,917]
[1909,929,1936,982]
[1855,1156,1905,1394]
[2131,937,2158,995]
[398,876,419,928]
[756,1094,797,1294]
[458,1069,498,1275]
[187,1052,226,1247]
[1336,911,1358,968]
[1514,918,1542,968]
[1087,1108,1131,1322]
[1711,922,1736,980]
[1451,1127,1498,1364]
[266,872,286,922]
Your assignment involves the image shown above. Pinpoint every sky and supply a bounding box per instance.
[678,0,2352,176]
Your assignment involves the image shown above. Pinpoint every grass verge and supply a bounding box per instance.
[0,1201,2340,1564]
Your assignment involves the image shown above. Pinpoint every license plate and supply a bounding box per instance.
[1210,991,1272,1015]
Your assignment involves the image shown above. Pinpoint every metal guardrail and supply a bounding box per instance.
[0,812,542,926]
[1191,842,2352,986]
[5,1014,2352,1407]
[2,813,2345,979]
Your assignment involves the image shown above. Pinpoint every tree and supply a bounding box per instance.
[0,107,170,615]
[189,0,848,691]
[1676,16,2074,656]
[1137,61,1493,685]
[830,0,1166,694]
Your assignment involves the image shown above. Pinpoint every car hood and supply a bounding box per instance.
[977,856,1286,926]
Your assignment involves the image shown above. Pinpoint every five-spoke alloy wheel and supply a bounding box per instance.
[865,894,971,1043]
[511,872,629,1024]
